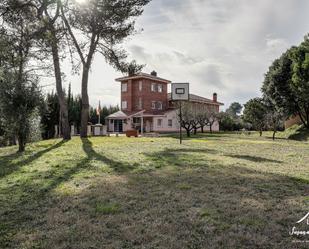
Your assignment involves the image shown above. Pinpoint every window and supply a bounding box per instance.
[158,84,163,93]
[151,101,156,109]
[168,119,173,127]
[138,97,142,109]
[157,101,163,110]
[157,119,162,127]
[121,101,127,109]
[151,83,156,92]
[121,83,127,92]
[139,81,142,91]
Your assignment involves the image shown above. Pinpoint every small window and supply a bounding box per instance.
[157,101,163,110]
[139,81,142,91]
[122,83,127,92]
[158,84,163,93]
[138,98,142,109]
[168,119,173,127]
[121,101,127,109]
[151,101,156,109]
[157,119,162,127]
[151,83,156,92]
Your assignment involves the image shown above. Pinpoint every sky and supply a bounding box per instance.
[44,0,309,110]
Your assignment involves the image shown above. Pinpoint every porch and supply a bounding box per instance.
[106,110,155,134]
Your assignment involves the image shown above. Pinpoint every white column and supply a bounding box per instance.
[87,125,92,136]
[71,125,75,136]
[141,115,143,136]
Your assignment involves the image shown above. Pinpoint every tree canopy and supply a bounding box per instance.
[262,35,309,128]
[243,98,267,136]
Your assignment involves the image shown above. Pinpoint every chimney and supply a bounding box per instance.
[213,93,217,102]
[150,71,157,77]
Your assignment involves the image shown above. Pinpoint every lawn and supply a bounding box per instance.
[0,133,308,249]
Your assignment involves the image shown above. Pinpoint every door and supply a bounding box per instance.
[114,120,123,132]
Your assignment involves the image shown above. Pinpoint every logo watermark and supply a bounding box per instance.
[290,212,309,243]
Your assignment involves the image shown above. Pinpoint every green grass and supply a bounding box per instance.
[95,202,121,215]
[0,133,308,249]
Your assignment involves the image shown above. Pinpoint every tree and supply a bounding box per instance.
[60,0,150,137]
[0,0,71,140]
[262,35,309,129]
[290,35,309,127]
[204,109,218,133]
[0,26,42,152]
[226,102,243,118]
[217,112,234,131]
[40,91,60,139]
[176,102,195,137]
[243,98,267,136]
[196,111,208,133]
[264,106,284,140]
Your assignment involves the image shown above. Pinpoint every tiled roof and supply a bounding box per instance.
[116,73,171,83]
[168,93,224,106]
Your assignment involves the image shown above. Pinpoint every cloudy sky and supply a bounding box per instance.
[51,0,309,109]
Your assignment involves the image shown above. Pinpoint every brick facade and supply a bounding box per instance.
[120,78,169,113]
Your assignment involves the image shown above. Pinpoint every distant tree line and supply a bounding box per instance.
[40,85,119,139]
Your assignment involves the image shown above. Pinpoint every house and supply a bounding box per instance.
[106,71,223,133]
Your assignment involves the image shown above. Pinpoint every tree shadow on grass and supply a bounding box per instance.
[42,155,309,249]
[0,138,125,247]
[143,147,220,168]
[0,140,68,178]
[1,139,308,249]
[81,138,136,172]
[224,154,283,164]
[164,133,236,140]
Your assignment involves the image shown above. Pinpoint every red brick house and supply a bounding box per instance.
[106,71,223,133]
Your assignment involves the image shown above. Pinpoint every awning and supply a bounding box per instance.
[106,111,129,120]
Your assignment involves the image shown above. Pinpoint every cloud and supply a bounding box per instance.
[52,0,309,108]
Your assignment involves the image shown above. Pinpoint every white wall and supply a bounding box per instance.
[153,110,180,132]
[153,110,220,132]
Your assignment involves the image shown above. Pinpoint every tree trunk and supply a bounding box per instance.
[210,124,213,133]
[50,28,71,140]
[80,65,90,138]
[259,130,262,136]
[201,126,204,133]
[17,134,25,152]
[297,109,309,129]
[305,110,309,130]
[194,128,197,135]
[272,130,276,140]
[186,129,190,137]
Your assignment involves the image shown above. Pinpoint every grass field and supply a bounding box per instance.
[0,133,308,249]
